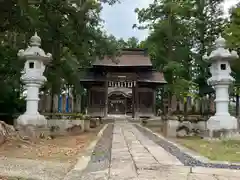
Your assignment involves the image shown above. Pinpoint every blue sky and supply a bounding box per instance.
[101,0,239,41]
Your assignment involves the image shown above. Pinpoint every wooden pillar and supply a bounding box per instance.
[135,81,139,118]
[86,88,90,115]
[153,89,156,116]
[104,80,108,117]
[132,83,135,118]
[125,97,127,115]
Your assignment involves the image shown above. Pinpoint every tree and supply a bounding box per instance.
[192,0,225,96]
[112,37,141,49]
[135,0,225,113]
[135,0,194,101]
[225,3,240,116]
[0,0,120,118]
[126,37,139,48]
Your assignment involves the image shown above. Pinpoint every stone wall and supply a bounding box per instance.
[162,95,216,115]
[151,115,207,138]
[11,118,101,140]
[47,119,91,135]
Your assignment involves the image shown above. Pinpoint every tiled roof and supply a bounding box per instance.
[93,49,152,67]
[138,71,166,83]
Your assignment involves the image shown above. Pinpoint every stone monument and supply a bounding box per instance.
[16,33,52,127]
[203,35,239,138]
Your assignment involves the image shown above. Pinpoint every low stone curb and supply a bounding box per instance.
[135,123,240,171]
[63,124,109,179]
[191,166,240,177]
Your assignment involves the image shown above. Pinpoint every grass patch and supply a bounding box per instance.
[146,125,240,162]
[173,137,240,162]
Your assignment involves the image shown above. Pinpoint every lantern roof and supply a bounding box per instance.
[203,35,238,62]
[18,32,52,63]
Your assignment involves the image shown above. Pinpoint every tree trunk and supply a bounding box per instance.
[236,87,239,117]
[50,91,54,115]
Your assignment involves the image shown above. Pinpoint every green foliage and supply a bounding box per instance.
[225,3,240,116]
[135,0,194,97]
[0,0,120,118]
[225,4,240,84]
[135,0,225,99]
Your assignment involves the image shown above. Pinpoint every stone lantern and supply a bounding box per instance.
[16,32,52,127]
[203,35,239,138]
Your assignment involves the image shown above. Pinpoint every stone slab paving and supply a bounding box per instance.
[108,121,188,179]
[65,121,240,180]
[110,122,240,180]
[109,123,138,179]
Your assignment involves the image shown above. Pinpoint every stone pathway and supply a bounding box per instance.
[76,121,240,180]
[2,121,240,180]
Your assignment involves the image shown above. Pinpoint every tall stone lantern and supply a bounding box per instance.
[16,33,52,127]
[203,35,239,138]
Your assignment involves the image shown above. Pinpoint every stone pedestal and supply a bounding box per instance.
[164,116,179,137]
[17,124,49,140]
[17,113,47,127]
[17,83,47,126]
[196,121,207,131]
[207,115,238,138]
[206,83,238,138]
[96,118,100,126]
[82,120,90,132]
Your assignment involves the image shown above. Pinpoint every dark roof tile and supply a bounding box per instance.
[93,49,152,67]
[138,71,166,83]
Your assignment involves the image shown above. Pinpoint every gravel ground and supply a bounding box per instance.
[83,123,114,173]
[0,177,35,180]
[135,124,240,170]
[0,156,71,180]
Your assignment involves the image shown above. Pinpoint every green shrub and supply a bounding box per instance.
[84,115,91,120]
[75,113,84,119]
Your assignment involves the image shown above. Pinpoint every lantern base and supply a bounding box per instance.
[206,115,239,139]
[16,113,47,127]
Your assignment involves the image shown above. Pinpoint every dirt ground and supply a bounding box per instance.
[0,125,103,164]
